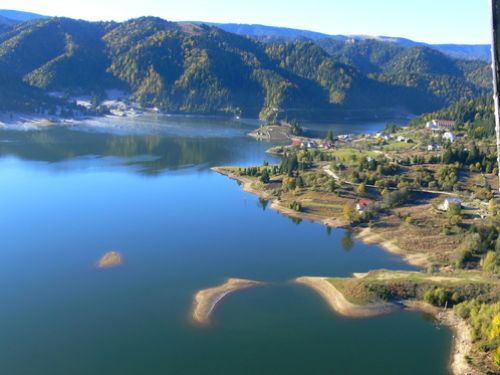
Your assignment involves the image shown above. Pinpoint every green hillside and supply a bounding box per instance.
[318,39,490,105]
[0,17,492,121]
[410,95,495,139]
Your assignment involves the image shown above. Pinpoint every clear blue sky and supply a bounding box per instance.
[2,0,491,44]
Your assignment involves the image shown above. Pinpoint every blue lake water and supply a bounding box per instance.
[0,115,451,374]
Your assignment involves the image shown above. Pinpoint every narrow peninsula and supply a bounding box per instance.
[192,278,263,325]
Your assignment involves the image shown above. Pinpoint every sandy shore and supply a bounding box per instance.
[356,227,429,267]
[191,278,263,325]
[297,277,479,374]
[403,301,480,375]
[214,168,482,374]
[213,167,435,267]
[295,276,398,318]
[212,167,346,228]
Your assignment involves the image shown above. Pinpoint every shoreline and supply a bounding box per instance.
[403,300,479,375]
[191,278,263,325]
[0,110,252,131]
[355,227,430,268]
[212,167,430,268]
[212,167,431,266]
[213,166,487,373]
[211,167,347,228]
[295,276,398,318]
[296,276,478,375]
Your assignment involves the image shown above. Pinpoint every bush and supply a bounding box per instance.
[481,251,500,274]
[260,169,270,183]
[424,287,448,307]
[383,188,410,208]
[282,176,297,190]
[289,201,302,212]
[453,300,500,366]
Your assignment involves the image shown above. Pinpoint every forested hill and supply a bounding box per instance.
[198,22,491,62]
[410,95,495,139]
[0,16,491,121]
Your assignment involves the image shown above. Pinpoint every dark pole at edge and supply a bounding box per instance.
[491,0,500,192]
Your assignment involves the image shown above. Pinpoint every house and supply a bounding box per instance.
[321,141,334,149]
[443,132,456,143]
[376,132,393,141]
[426,119,456,131]
[291,139,302,146]
[438,198,462,211]
[356,198,374,213]
[397,136,406,142]
[427,143,442,151]
[301,141,317,149]
[338,134,352,141]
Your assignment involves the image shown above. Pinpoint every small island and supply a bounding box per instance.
[96,251,123,268]
[191,278,263,325]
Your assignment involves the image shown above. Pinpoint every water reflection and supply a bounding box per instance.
[341,230,355,252]
[0,116,451,375]
[0,121,273,174]
[258,198,269,211]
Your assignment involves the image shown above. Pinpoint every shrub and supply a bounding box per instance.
[481,251,500,274]
[289,201,302,212]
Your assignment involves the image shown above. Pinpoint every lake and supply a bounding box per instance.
[0,115,452,375]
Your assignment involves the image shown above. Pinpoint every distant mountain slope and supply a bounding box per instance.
[0,15,17,26]
[192,22,335,42]
[434,44,491,62]
[0,18,117,90]
[0,16,491,120]
[0,61,60,112]
[202,22,491,62]
[316,38,491,97]
[0,9,47,22]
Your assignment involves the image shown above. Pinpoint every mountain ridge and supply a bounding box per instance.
[0,16,491,121]
[0,10,490,61]
[188,22,491,62]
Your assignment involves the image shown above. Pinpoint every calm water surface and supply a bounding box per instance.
[0,115,451,374]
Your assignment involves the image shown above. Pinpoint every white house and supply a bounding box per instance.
[356,199,374,213]
[427,144,442,151]
[443,132,456,143]
[426,119,456,131]
[301,141,317,149]
[438,198,462,211]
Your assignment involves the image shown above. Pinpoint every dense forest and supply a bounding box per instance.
[411,95,495,139]
[0,16,492,120]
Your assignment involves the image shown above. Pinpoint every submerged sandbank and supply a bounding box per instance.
[192,278,263,325]
[96,251,123,268]
[295,276,398,318]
